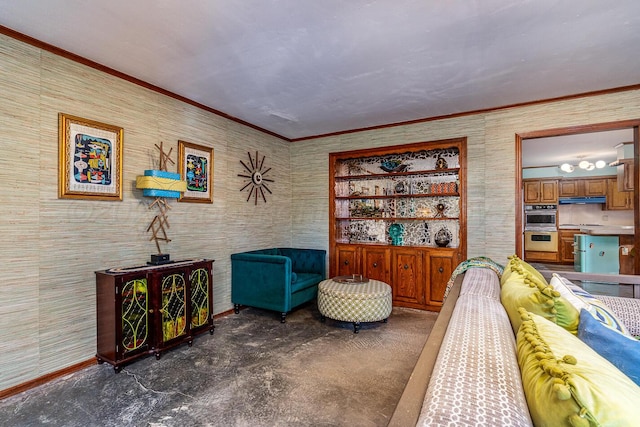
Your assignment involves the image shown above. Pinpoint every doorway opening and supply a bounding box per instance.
[515,120,640,282]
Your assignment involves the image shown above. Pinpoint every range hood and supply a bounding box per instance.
[558,196,606,205]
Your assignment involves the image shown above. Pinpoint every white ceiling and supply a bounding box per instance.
[522,128,634,168]
[1,0,640,141]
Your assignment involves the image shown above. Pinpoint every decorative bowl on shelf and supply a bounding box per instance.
[434,227,452,247]
[380,160,408,173]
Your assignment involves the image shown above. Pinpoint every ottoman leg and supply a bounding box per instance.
[280,312,287,323]
[353,322,360,334]
[320,315,326,322]
[383,318,388,323]
[234,304,240,314]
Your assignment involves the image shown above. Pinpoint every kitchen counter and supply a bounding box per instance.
[559,224,634,235]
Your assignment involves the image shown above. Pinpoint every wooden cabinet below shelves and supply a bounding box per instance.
[524,179,558,204]
[335,245,359,277]
[332,244,459,311]
[392,247,424,307]
[424,250,455,307]
[362,247,390,283]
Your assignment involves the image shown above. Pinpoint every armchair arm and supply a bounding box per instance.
[598,295,640,337]
[231,253,293,310]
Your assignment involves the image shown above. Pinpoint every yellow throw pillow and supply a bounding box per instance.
[516,308,640,427]
[501,267,579,335]
[501,254,548,287]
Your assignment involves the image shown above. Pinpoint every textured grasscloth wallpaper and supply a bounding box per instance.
[1,32,639,391]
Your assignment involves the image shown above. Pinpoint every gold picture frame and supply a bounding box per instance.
[58,113,123,200]
[178,140,214,203]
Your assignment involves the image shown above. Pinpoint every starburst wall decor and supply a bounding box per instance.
[238,151,274,205]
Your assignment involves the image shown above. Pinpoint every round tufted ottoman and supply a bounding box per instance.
[317,277,392,333]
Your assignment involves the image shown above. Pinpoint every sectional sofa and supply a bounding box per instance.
[389,256,640,427]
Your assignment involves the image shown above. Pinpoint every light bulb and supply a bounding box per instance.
[560,163,574,173]
[595,160,606,169]
[578,160,590,169]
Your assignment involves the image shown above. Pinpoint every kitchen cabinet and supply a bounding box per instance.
[524,250,559,263]
[616,159,634,192]
[524,179,558,203]
[96,259,214,372]
[558,178,606,198]
[559,229,580,264]
[605,178,632,210]
[329,138,467,311]
[619,235,635,275]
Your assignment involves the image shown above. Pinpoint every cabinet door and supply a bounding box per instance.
[154,268,189,346]
[540,180,558,203]
[558,180,580,197]
[617,160,634,192]
[391,248,424,306]
[584,179,606,196]
[119,276,151,358]
[189,261,214,335]
[559,231,578,264]
[606,178,632,210]
[362,247,390,283]
[335,245,359,277]
[425,251,455,307]
[523,180,541,203]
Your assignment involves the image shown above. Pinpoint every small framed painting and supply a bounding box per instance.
[178,140,213,203]
[58,113,123,200]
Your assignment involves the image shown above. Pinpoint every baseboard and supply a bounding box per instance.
[0,358,96,400]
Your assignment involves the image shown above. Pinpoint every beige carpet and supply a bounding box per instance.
[0,303,437,427]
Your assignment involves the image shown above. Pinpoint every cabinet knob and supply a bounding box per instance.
[373,262,378,268]
[438,267,444,273]
[149,309,154,314]
[404,264,409,270]
[344,260,349,265]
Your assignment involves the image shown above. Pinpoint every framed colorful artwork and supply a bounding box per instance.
[178,140,214,203]
[58,113,124,200]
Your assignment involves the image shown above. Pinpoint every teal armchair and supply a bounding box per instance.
[231,248,327,322]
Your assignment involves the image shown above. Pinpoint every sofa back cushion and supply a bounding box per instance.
[418,270,533,427]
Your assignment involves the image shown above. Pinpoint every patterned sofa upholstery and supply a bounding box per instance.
[231,248,326,322]
[389,266,640,426]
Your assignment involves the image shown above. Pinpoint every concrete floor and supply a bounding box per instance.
[0,303,437,427]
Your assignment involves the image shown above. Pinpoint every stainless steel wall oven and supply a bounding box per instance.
[524,204,557,231]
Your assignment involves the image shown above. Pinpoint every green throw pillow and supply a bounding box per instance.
[516,308,640,427]
[501,255,548,287]
[501,267,579,335]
